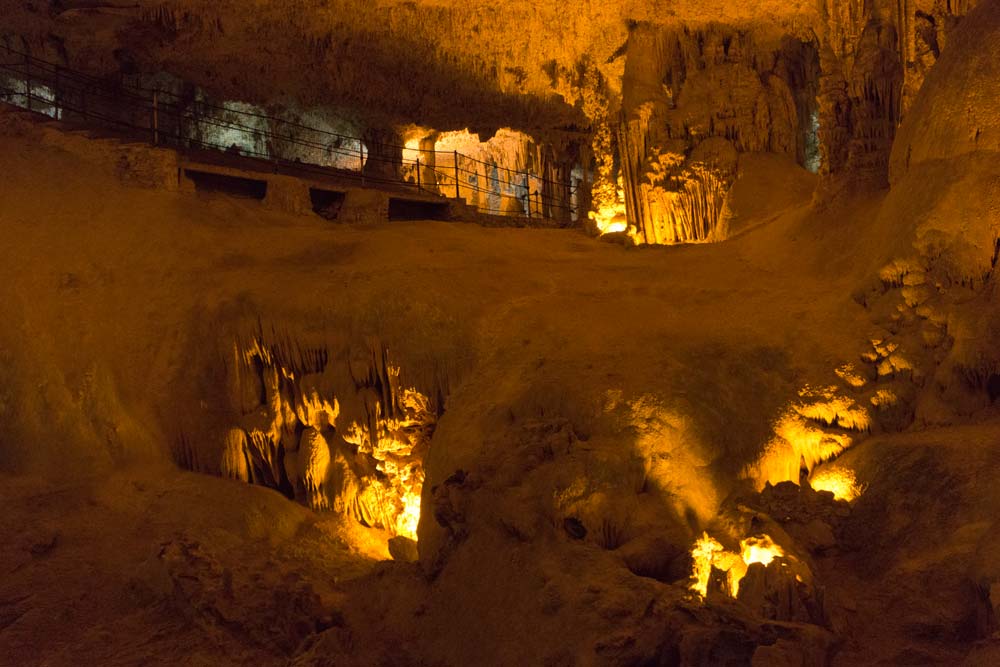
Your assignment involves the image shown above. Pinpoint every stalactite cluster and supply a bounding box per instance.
[208,333,435,540]
[816,0,973,182]
[638,156,734,244]
[617,24,815,244]
[0,0,979,233]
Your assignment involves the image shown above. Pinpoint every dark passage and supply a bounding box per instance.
[388,197,450,221]
[988,374,1000,403]
[310,188,347,220]
[185,169,268,200]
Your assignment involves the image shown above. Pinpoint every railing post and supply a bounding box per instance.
[415,157,421,191]
[453,150,461,200]
[24,52,31,112]
[152,90,159,145]
[359,142,365,186]
[524,172,531,218]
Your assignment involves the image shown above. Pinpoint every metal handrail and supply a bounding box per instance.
[0,46,579,218]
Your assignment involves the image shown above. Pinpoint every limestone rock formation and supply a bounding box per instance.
[205,333,437,539]
[0,0,982,237]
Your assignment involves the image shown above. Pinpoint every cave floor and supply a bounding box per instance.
[4,113,1000,665]
[0,465,389,666]
[4,422,1000,666]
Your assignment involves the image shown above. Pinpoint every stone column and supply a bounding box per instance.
[362,126,404,184]
[418,133,439,193]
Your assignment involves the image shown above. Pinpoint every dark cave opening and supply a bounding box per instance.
[987,374,1000,403]
[184,169,268,199]
[777,37,823,173]
[310,187,347,220]
[388,197,451,221]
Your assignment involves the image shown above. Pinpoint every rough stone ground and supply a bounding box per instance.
[1,82,1000,662]
[0,466,385,666]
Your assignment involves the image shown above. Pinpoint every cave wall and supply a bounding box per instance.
[608,0,977,243]
[819,0,976,181]
[422,128,578,219]
[0,0,980,235]
[882,0,1000,420]
[617,24,816,244]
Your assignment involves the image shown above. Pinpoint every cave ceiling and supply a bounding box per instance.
[4,0,824,134]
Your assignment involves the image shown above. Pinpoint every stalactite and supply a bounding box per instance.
[617,23,812,244]
[204,333,436,540]
[842,19,904,183]
[619,105,655,241]
[220,428,251,482]
[636,152,735,245]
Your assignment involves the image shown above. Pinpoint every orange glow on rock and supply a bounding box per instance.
[690,532,785,598]
[810,467,864,502]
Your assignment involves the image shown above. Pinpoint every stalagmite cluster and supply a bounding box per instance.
[211,334,435,542]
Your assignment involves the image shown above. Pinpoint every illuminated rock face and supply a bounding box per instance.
[0,0,977,233]
[612,14,919,243]
[423,128,578,219]
[613,2,975,241]
[187,334,435,541]
[599,22,819,240]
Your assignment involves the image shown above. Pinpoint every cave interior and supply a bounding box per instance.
[2,0,1000,665]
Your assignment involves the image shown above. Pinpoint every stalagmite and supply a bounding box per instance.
[295,428,332,511]
[220,428,251,483]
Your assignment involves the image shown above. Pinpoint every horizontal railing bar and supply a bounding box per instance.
[2,45,581,220]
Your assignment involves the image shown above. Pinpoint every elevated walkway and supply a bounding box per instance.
[0,46,576,225]
[0,102,467,223]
